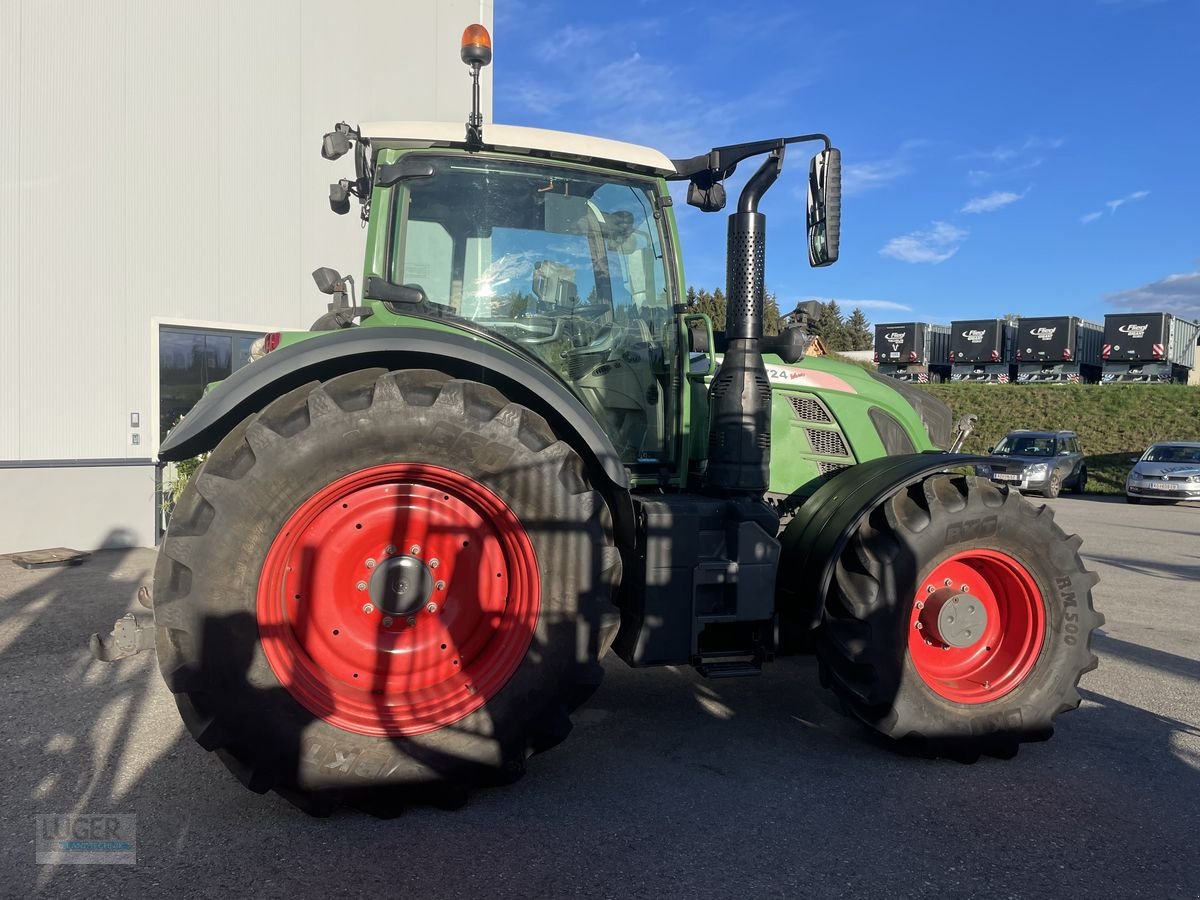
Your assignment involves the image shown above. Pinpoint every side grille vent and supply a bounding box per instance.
[788,395,833,423]
[807,428,850,457]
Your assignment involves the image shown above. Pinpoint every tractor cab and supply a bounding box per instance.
[353,125,683,466]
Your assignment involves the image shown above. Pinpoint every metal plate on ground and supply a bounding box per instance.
[1,547,92,569]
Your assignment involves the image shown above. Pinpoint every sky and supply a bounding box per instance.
[491,0,1200,328]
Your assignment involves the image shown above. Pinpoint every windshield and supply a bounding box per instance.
[386,154,677,465]
[993,435,1057,457]
[1144,445,1200,463]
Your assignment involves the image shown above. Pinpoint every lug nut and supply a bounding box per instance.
[926,585,935,594]
[435,580,446,591]
[410,545,421,555]
[426,602,438,614]
[960,584,969,592]
[943,578,952,587]
[362,603,375,614]
[915,621,924,630]
[406,616,417,627]
[429,558,440,569]
[356,581,368,592]
[916,601,925,610]
[385,544,396,555]
[366,558,377,569]
[382,616,393,627]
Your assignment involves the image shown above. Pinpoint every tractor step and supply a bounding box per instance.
[694,654,763,679]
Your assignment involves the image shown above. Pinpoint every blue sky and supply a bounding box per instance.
[492,0,1200,328]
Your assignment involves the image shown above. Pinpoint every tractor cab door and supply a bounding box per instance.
[381,152,681,469]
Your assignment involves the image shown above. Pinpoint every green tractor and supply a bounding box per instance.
[137,25,1101,813]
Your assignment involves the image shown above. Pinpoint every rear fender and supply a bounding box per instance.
[159,327,629,495]
[777,453,989,630]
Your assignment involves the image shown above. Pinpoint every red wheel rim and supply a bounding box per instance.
[907,549,1045,704]
[257,464,540,736]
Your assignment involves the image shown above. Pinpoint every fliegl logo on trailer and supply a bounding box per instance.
[1118,323,1150,339]
[1029,327,1057,340]
[35,814,136,865]
[961,329,986,343]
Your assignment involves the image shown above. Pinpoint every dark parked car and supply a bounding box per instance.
[977,430,1086,498]
[1125,441,1200,504]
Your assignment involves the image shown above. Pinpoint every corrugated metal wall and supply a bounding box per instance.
[0,0,493,463]
[0,0,491,551]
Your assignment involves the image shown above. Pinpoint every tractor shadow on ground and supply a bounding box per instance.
[5,542,1200,896]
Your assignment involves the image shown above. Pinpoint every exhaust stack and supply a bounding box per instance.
[707,149,784,495]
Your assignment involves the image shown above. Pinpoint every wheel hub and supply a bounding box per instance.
[369,555,433,617]
[919,588,988,648]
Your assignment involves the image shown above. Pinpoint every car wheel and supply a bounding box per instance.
[1042,471,1062,499]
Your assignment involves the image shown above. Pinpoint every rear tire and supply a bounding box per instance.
[1071,468,1087,495]
[815,474,1102,758]
[153,369,621,812]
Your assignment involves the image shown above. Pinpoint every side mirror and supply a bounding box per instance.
[329,181,351,215]
[322,130,352,161]
[807,148,841,267]
[312,268,343,294]
[987,447,994,454]
[1128,457,1140,464]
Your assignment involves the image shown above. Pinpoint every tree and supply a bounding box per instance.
[814,300,849,350]
[764,289,783,336]
[846,307,873,351]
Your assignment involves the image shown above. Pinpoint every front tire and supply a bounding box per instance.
[1042,470,1063,499]
[153,369,620,811]
[815,474,1102,758]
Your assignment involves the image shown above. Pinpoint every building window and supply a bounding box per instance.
[159,326,263,441]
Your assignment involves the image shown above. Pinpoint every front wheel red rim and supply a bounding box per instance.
[257,464,540,736]
[908,549,1045,704]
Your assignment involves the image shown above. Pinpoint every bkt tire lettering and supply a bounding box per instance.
[945,515,998,545]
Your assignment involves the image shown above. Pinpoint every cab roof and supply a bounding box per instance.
[358,121,677,178]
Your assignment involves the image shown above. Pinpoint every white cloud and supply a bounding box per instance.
[960,136,1065,164]
[1105,189,1150,214]
[796,296,913,312]
[1081,189,1150,224]
[880,222,968,264]
[839,140,927,196]
[1105,271,1200,320]
[842,158,910,196]
[961,189,1028,214]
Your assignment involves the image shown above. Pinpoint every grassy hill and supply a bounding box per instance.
[918,383,1200,494]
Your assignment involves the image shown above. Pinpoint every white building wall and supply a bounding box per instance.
[0,0,493,552]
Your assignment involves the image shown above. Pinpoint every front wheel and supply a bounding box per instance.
[815,474,1102,758]
[1042,470,1063,498]
[153,369,621,812]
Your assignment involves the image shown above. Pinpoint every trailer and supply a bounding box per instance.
[949,318,1017,383]
[874,322,951,383]
[1014,316,1103,384]
[1101,312,1199,384]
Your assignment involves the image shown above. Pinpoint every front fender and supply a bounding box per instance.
[777,453,989,630]
[160,327,628,490]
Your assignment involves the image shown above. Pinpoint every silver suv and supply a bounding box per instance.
[978,430,1086,498]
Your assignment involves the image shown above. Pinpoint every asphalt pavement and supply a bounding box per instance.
[1,494,1197,898]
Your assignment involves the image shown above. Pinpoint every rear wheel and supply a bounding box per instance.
[815,474,1102,758]
[1071,467,1087,495]
[153,369,620,812]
